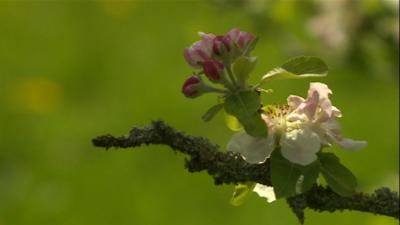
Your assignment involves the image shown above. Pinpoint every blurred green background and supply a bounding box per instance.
[0,1,398,225]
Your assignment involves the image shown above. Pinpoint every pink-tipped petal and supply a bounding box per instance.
[183,48,199,68]
[308,82,332,100]
[199,32,216,42]
[315,99,334,123]
[184,35,216,68]
[226,28,240,42]
[195,49,209,61]
[323,119,341,131]
[320,99,333,116]
[237,31,254,48]
[299,90,319,120]
[335,138,368,151]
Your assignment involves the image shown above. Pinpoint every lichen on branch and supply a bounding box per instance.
[92,120,399,223]
[92,120,270,186]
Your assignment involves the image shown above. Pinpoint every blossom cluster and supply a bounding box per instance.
[182,28,255,98]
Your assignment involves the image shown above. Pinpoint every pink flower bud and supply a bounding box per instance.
[225,28,255,49]
[237,32,254,48]
[212,35,231,55]
[203,60,224,82]
[182,75,203,98]
[183,32,216,69]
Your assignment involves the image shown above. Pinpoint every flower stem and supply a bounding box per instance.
[226,65,238,88]
[204,85,229,94]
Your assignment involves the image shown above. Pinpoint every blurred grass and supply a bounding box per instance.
[0,1,398,225]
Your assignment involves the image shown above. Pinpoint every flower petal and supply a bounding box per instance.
[261,113,275,129]
[198,32,215,54]
[287,95,305,110]
[331,106,342,118]
[323,119,341,131]
[318,98,333,118]
[183,47,199,68]
[298,90,319,120]
[335,138,368,151]
[253,183,276,203]
[322,120,367,151]
[280,128,321,166]
[308,82,332,100]
[225,28,240,42]
[227,132,274,164]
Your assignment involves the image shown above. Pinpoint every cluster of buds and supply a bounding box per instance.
[181,28,256,98]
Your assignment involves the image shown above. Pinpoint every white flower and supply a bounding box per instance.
[227,82,367,166]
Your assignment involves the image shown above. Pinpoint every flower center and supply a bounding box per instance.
[263,104,291,132]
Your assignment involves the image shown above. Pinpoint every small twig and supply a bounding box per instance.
[92,120,399,223]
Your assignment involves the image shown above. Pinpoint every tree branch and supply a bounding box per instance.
[92,120,399,223]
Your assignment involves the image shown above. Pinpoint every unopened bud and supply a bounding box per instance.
[226,28,255,49]
[212,35,231,55]
[183,33,216,69]
[182,75,203,98]
[237,32,254,49]
[203,60,224,82]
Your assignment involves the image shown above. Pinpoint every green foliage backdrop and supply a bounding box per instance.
[0,1,398,225]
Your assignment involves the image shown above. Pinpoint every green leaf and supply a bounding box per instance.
[224,90,268,137]
[271,150,321,198]
[224,111,243,131]
[295,160,321,194]
[230,182,256,206]
[260,56,328,84]
[319,152,357,196]
[232,56,258,85]
[271,150,302,198]
[202,104,224,122]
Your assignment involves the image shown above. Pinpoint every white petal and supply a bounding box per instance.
[322,121,368,151]
[331,106,342,118]
[287,95,305,110]
[280,128,321,166]
[317,98,333,120]
[335,138,368,151]
[323,119,341,132]
[227,132,275,164]
[253,183,276,203]
[261,113,275,129]
[308,82,332,100]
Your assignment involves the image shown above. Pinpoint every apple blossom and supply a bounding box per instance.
[227,82,367,166]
